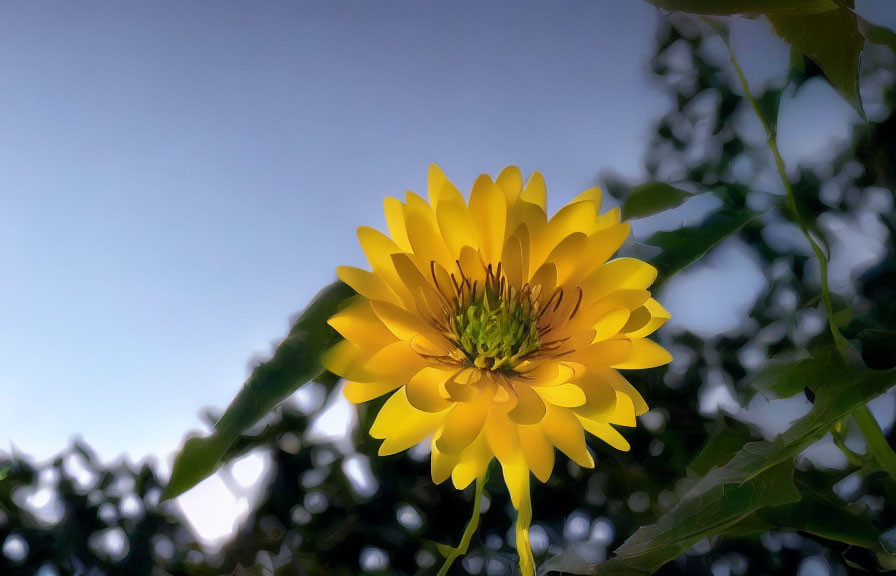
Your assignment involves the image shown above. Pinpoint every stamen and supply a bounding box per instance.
[553,288,564,312]
[569,287,584,320]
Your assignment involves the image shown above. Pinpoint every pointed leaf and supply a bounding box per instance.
[164,280,355,499]
[645,208,762,285]
[768,6,865,117]
[587,362,895,574]
[621,182,694,220]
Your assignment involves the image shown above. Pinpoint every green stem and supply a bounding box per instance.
[831,419,870,468]
[725,41,850,358]
[853,405,896,479]
[437,476,485,576]
[725,38,896,478]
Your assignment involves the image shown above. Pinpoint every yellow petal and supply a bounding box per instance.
[427,163,465,208]
[344,379,404,404]
[522,361,576,387]
[536,383,587,408]
[571,369,618,421]
[520,171,547,211]
[624,298,671,339]
[540,404,594,468]
[571,186,603,211]
[436,199,479,255]
[435,389,492,454]
[406,367,455,412]
[405,190,439,227]
[501,233,525,290]
[328,298,396,351]
[611,338,672,369]
[596,206,622,230]
[484,407,521,465]
[542,232,587,286]
[390,252,445,319]
[431,439,460,484]
[577,417,631,451]
[369,300,446,351]
[468,174,507,266]
[561,290,650,343]
[621,305,651,335]
[609,391,636,427]
[390,252,431,292]
[529,262,557,299]
[458,245,486,286]
[370,387,446,455]
[507,205,548,258]
[581,258,658,304]
[510,455,535,576]
[451,433,493,490]
[510,223,534,282]
[441,368,481,402]
[575,222,631,280]
[363,341,427,378]
[323,340,376,383]
[358,226,403,272]
[566,290,650,338]
[518,424,554,483]
[605,369,649,415]
[429,260,456,303]
[500,452,530,510]
[592,308,631,342]
[384,196,411,252]
[496,166,523,204]
[357,226,414,307]
[572,339,633,367]
[405,209,455,273]
[507,381,547,424]
[533,200,598,270]
[336,265,402,306]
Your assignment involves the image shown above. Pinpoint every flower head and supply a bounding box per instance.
[325,165,671,573]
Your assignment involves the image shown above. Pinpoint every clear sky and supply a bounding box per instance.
[1,1,889,471]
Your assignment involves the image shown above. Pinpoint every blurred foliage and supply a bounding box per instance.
[3,8,896,576]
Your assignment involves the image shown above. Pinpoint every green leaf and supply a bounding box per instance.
[584,462,801,576]
[858,14,896,54]
[587,362,895,575]
[688,417,756,476]
[539,543,603,575]
[725,492,896,570]
[757,496,882,549]
[621,183,694,220]
[643,0,840,15]
[645,208,762,284]
[748,347,848,399]
[163,280,355,500]
[768,6,865,117]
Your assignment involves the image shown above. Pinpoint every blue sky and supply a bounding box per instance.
[1,0,891,473]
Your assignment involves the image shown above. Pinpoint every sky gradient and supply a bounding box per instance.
[2,0,890,475]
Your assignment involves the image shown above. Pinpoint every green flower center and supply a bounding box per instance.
[450,290,541,372]
[435,262,547,372]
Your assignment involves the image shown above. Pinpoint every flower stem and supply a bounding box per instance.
[831,418,871,468]
[725,39,850,358]
[724,37,896,479]
[853,404,896,479]
[516,477,535,576]
[437,476,486,576]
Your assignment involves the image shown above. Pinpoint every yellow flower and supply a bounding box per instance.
[325,165,671,574]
